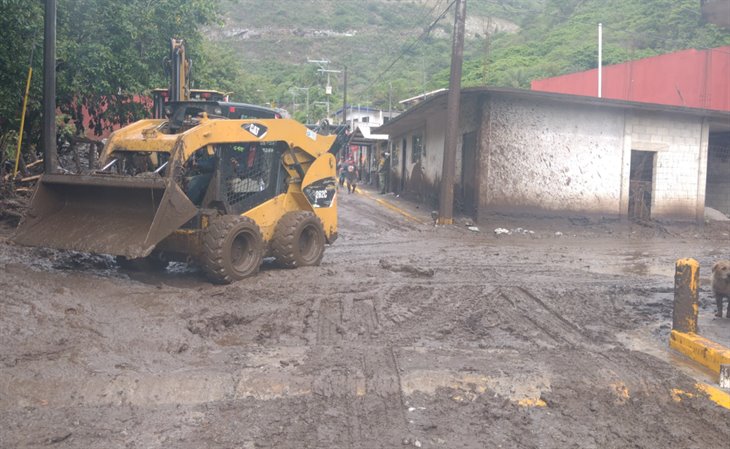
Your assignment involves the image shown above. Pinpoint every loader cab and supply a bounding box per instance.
[185,141,289,214]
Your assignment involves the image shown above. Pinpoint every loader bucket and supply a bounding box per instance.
[13,173,198,259]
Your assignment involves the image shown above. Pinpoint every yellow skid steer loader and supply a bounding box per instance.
[14,115,342,283]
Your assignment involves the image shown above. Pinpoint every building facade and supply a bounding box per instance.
[377,87,730,223]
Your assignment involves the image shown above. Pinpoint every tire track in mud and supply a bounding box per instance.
[5,190,730,448]
[441,285,604,351]
[505,286,588,347]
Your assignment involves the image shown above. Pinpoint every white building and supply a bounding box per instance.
[331,105,398,130]
[376,87,730,223]
[332,106,398,185]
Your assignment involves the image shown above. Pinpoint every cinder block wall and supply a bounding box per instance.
[629,111,706,220]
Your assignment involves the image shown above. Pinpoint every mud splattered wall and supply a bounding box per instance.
[626,111,707,220]
[482,96,625,216]
[391,96,482,206]
[383,89,716,222]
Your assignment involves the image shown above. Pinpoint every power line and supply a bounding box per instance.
[355,0,456,98]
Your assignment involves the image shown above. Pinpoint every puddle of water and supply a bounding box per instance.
[616,326,718,385]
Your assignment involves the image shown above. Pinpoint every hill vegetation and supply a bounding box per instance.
[211,0,729,121]
[0,0,728,168]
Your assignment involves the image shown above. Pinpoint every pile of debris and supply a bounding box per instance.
[2,158,44,194]
[1,137,103,227]
[2,137,102,191]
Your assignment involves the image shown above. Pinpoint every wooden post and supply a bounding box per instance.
[672,258,699,334]
[437,0,466,225]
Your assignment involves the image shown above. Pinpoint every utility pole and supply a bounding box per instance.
[43,0,57,173]
[318,68,340,121]
[343,66,347,125]
[438,0,466,225]
[389,81,393,120]
[307,59,342,123]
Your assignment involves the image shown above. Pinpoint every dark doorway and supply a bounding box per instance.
[628,150,655,220]
[704,131,730,218]
[460,131,477,217]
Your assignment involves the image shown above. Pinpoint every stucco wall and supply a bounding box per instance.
[386,90,711,223]
[483,96,626,215]
[390,96,481,206]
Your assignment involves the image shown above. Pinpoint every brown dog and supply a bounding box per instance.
[711,260,730,318]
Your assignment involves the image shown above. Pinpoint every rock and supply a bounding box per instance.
[705,206,730,221]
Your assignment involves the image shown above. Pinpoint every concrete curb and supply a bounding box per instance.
[354,188,427,225]
[669,330,730,374]
[695,383,730,409]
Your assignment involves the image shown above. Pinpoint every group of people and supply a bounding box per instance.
[337,152,391,195]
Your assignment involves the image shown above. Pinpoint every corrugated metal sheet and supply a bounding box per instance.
[531,46,730,112]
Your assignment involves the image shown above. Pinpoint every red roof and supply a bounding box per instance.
[531,46,730,112]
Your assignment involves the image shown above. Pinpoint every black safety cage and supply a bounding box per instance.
[215,141,288,214]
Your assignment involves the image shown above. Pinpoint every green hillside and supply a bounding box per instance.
[1,0,728,150]
[211,0,729,121]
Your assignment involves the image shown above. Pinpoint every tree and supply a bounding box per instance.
[55,0,223,135]
[0,0,228,167]
[0,1,43,144]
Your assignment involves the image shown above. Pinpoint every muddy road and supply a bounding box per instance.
[1,189,729,448]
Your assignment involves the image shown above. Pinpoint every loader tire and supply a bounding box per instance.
[201,215,263,284]
[271,211,325,268]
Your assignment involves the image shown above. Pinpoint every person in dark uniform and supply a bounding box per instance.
[378,152,390,194]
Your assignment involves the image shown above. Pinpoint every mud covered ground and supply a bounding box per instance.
[1,188,730,449]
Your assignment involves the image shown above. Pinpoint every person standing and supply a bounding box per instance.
[338,159,346,187]
[378,152,390,194]
[345,161,358,194]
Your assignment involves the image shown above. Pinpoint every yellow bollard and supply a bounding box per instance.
[672,258,699,334]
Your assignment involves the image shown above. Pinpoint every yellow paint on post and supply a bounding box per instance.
[669,330,730,374]
[13,66,33,177]
[672,258,699,334]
